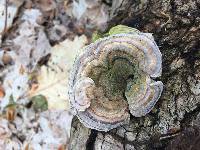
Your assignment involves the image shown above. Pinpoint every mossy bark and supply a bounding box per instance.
[70,0,200,149]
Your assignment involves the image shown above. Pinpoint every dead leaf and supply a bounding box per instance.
[19,65,25,75]
[2,52,12,65]
[0,0,23,34]
[58,144,67,150]
[29,83,39,93]
[0,86,5,98]
[37,0,56,12]
[6,106,16,122]
[12,9,51,70]
[26,110,73,149]
[0,119,11,148]
[0,64,29,108]
[0,118,22,149]
[29,35,88,110]
[24,143,30,150]
[70,0,109,31]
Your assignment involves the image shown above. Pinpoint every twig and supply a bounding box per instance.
[3,0,8,33]
[159,132,180,141]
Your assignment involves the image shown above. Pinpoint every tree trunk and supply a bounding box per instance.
[69,0,200,149]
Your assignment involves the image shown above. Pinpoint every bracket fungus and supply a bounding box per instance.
[69,25,163,131]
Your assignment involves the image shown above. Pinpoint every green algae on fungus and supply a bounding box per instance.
[69,25,163,131]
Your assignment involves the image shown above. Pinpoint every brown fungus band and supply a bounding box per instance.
[69,26,163,131]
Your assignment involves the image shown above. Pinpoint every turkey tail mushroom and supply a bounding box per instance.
[68,25,163,131]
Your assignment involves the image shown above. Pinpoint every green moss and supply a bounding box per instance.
[88,58,139,100]
[108,25,140,36]
[91,25,139,42]
[31,95,48,112]
[91,31,107,42]
[101,59,135,97]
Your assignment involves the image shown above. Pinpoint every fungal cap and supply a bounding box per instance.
[69,25,163,131]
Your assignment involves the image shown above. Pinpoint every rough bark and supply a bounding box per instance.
[69,0,200,149]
